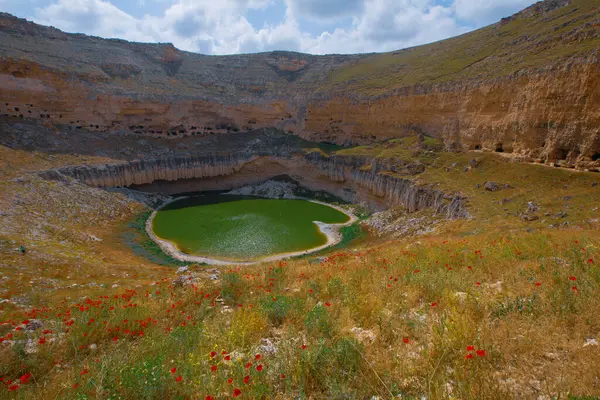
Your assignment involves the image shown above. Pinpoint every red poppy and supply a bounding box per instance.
[535,282,542,287]
[466,345,475,351]
[19,373,32,384]
[475,282,481,286]
[325,302,331,307]
[206,396,214,400]
[569,276,577,281]
[170,367,177,374]
[210,351,217,358]
[255,354,261,360]
[8,385,19,391]
[431,302,437,307]
[301,345,307,350]
[403,337,410,344]
[465,353,473,359]
[245,362,252,369]
[233,388,242,397]
[281,374,286,379]
[80,369,88,376]
[211,365,217,372]
[476,349,486,357]
[224,355,231,361]
[572,286,578,291]
[256,365,263,372]
[243,375,251,384]
[175,376,182,382]
[227,378,233,384]
[73,383,79,389]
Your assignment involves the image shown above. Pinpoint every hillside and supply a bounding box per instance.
[323,0,600,95]
[1,0,599,166]
[1,0,600,398]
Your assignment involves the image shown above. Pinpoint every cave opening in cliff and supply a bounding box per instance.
[551,148,569,160]
[592,153,600,161]
[495,145,504,153]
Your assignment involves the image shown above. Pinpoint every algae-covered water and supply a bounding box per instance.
[151,195,350,261]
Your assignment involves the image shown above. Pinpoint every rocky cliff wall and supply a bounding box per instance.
[2,0,599,170]
[304,56,600,170]
[2,49,598,171]
[40,153,468,219]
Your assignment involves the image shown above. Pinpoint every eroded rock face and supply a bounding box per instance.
[40,149,468,220]
[1,0,599,171]
[31,127,468,218]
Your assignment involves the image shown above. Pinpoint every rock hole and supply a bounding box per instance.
[552,148,569,160]
[592,153,600,161]
[495,145,504,153]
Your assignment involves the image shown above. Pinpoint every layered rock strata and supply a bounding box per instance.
[40,152,469,220]
[1,0,599,170]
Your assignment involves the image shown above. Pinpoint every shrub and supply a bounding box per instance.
[259,295,299,325]
[304,304,332,337]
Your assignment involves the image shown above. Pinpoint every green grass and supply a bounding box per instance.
[334,135,442,165]
[322,0,600,96]
[123,210,188,267]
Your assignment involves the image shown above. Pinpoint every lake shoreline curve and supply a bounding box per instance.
[145,195,358,266]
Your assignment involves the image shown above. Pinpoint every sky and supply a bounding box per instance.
[0,0,538,55]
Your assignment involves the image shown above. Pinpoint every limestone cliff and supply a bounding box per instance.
[1,0,599,170]
[40,150,468,220]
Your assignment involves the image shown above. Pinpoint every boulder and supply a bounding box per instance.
[24,319,43,331]
[484,182,500,192]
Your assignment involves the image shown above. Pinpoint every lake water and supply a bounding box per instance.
[151,195,350,261]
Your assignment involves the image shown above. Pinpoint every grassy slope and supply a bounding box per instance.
[1,142,600,398]
[321,0,600,96]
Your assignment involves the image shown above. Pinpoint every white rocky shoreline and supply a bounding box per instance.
[145,181,358,266]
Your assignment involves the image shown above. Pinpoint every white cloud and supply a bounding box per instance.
[34,0,152,42]
[303,0,467,54]
[454,0,534,24]
[286,0,364,21]
[28,0,537,55]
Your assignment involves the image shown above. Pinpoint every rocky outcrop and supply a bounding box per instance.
[40,150,468,219]
[303,153,468,219]
[1,0,599,171]
[40,154,256,187]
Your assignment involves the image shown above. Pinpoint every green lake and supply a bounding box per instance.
[151,195,351,261]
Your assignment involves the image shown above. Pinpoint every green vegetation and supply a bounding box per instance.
[2,122,600,399]
[2,228,600,399]
[123,210,188,267]
[336,135,442,163]
[322,0,600,95]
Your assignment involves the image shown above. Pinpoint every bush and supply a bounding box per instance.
[304,304,332,337]
[221,272,243,305]
[259,295,299,325]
